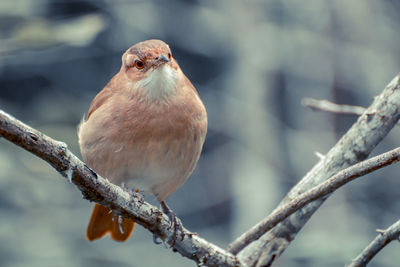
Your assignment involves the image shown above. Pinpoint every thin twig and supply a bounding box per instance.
[0,109,241,267]
[228,146,400,254]
[302,97,400,126]
[347,219,400,267]
[301,97,366,115]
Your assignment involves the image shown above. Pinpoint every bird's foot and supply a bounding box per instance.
[161,201,184,247]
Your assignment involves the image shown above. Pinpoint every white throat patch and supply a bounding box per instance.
[137,64,178,99]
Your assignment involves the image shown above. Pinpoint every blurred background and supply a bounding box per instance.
[1,0,400,266]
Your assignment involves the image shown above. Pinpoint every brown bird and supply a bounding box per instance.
[78,39,207,242]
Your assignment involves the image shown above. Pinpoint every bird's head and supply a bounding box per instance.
[121,39,181,99]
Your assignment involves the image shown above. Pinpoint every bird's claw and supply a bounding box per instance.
[161,201,185,247]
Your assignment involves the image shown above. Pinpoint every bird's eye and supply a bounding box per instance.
[135,60,144,69]
[168,53,172,60]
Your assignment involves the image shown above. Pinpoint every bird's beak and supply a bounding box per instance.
[152,54,170,69]
[157,54,170,63]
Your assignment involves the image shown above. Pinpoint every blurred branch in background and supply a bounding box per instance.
[348,219,400,267]
[0,14,106,54]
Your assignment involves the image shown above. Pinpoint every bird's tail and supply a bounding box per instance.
[86,203,135,242]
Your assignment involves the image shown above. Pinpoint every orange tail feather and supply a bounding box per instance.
[86,204,135,242]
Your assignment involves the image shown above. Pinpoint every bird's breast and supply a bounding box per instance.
[79,87,207,201]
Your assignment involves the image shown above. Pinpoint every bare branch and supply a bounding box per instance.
[236,74,400,267]
[228,146,400,254]
[301,97,366,115]
[0,109,241,267]
[347,219,400,267]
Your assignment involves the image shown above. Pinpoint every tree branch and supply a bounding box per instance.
[236,74,400,267]
[347,219,400,267]
[228,146,400,254]
[301,97,366,115]
[0,110,240,267]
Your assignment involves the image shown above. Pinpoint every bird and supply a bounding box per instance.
[78,39,208,242]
